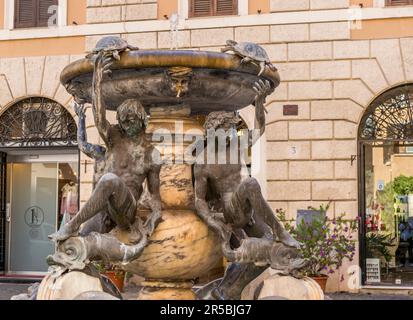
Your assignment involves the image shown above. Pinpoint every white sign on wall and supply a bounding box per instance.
[377,180,385,191]
[366,258,381,283]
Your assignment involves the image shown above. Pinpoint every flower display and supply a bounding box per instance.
[276,206,358,278]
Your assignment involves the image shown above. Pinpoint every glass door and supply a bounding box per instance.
[362,142,413,286]
[8,160,78,274]
[9,163,58,273]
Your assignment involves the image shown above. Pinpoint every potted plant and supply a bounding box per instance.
[276,205,358,292]
[93,261,126,292]
[366,232,394,263]
[392,175,413,196]
[393,175,413,217]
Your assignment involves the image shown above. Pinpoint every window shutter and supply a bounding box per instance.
[386,0,413,5]
[37,0,59,27]
[15,0,58,28]
[190,0,213,17]
[215,0,237,16]
[14,0,37,28]
[189,0,237,18]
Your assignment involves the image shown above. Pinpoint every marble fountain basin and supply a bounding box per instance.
[111,210,222,281]
[60,50,280,114]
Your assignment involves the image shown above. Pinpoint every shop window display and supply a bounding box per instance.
[360,84,413,286]
[364,144,413,286]
[57,163,78,229]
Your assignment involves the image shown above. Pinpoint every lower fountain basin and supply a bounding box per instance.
[60,50,280,115]
[111,210,222,281]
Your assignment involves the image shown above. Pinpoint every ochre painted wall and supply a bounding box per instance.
[0,0,86,29]
[0,36,85,58]
[158,0,178,20]
[352,17,413,39]
[249,0,270,14]
[392,155,413,179]
[67,0,87,25]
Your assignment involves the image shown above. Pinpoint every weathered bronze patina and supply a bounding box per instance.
[86,36,139,62]
[193,81,305,300]
[221,40,277,76]
[49,52,163,264]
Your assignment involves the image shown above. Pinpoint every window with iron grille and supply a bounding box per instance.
[359,84,413,141]
[0,97,78,148]
[189,0,238,18]
[14,0,58,29]
[386,0,413,6]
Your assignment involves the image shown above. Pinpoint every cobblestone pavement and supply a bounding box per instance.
[327,292,413,300]
[2,283,413,300]
[0,283,31,300]
[0,283,140,300]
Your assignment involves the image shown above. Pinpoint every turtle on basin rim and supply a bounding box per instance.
[86,36,139,61]
[222,40,277,76]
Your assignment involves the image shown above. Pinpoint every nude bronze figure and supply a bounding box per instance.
[194,80,300,249]
[74,102,106,186]
[194,80,303,300]
[72,103,116,235]
[49,52,162,263]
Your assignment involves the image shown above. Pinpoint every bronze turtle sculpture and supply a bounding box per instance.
[86,36,139,61]
[222,40,277,76]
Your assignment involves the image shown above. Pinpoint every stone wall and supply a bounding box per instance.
[0,55,78,115]
[270,0,349,11]
[86,0,158,24]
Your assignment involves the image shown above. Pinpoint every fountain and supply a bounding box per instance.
[18,37,322,301]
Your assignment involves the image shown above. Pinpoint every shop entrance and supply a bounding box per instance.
[360,84,413,287]
[4,152,79,275]
[0,97,78,276]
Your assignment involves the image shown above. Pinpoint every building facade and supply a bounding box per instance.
[0,0,413,292]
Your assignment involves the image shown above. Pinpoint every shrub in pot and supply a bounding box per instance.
[276,205,358,292]
[366,232,394,262]
[392,175,413,196]
[93,261,126,292]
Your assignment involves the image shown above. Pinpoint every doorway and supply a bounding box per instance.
[361,142,413,286]
[1,151,79,276]
[0,96,79,276]
[359,84,413,287]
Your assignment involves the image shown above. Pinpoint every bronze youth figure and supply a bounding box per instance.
[49,52,162,260]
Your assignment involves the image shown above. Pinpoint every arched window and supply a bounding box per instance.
[359,84,413,142]
[0,97,77,148]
